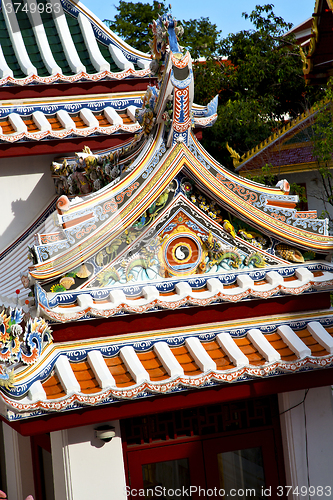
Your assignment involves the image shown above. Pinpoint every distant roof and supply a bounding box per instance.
[285,17,313,47]
[236,108,318,176]
[303,0,333,84]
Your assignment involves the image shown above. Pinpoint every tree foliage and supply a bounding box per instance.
[198,4,324,167]
[180,17,223,60]
[219,6,301,117]
[104,1,222,58]
[311,79,333,220]
[105,2,324,170]
[103,1,167,52]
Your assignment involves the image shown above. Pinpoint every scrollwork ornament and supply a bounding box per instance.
[68,350,87,361]
[133,341,153,350]
[102,345,120,356]
[37,241,70,259]
[167,336,184,345]
[0,307,53,386]
[198,333,216,341]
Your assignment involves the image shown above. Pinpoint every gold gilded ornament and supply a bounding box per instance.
[59,277,75,290]
[276,244,304,263]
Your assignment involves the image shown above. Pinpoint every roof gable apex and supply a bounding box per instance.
[29,127,333,285]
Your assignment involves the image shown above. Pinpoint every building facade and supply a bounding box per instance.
[0,2,333,499]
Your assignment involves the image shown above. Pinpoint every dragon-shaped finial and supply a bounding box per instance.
[226,142,245,168]
[149,4,184,64]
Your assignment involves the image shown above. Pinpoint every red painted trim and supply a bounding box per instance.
[32,432,51,453]
[30,436,44,500]
[0,78,155,101]
[193,129,202,141]
[52,292,331,342]
[31,433,53,500]
[0,134,134,159]
[7,365,333,437]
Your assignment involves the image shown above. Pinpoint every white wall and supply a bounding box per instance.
[51,420,127,500]
[2,422,35,499]
[279,386,333,500]
[0,154,56,252]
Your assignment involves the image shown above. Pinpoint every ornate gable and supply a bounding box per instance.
[1,5,333,425]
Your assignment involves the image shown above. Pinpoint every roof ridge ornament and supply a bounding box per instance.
[149,4,184,66]
[50,134,144,197]
[0,306,53,387]
[142,4,194,146]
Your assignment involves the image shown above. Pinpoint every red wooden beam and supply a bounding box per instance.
[0,134,134,159]
[0,78,155,101]
[52,292,331,342]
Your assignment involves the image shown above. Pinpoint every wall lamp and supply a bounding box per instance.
[94,425,116,443]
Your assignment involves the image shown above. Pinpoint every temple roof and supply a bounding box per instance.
[285,17,313,47]
[0,0,151,86]
[0,5,332,426]
[235,108,318,175]
[34,263,333,323]
[0,93,216,144]
[23,123,333,324]
[1,308,333,421]
[0,92,143,142]
[303,0,333,84]
[1,8,332,318]
[30,127,333,275]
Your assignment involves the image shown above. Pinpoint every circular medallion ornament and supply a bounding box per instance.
[158,225,206,276]
[172,242,191,262]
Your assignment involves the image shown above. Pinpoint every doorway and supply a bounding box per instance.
[123,396,285,499]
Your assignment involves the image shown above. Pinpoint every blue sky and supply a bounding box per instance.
[83,0,316,36]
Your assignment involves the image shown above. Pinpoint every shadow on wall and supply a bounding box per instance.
[0,154,57,253]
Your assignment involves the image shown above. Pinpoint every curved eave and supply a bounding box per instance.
[185,141,333,251]
[73,0,151,64]
[29,127,333,281]
[193,114,217,128]
[0,123,141,143]
[36,264,333,323]
[0,68,151,87]
[3,310,333,419]
[0,91,145,142]
[0,0,151,86]
[29,126,168,279]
